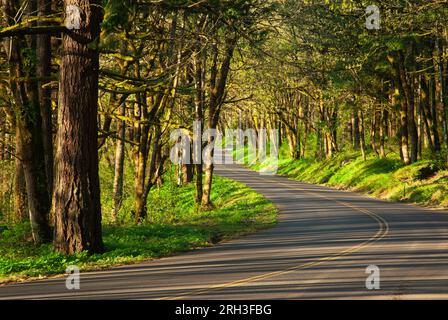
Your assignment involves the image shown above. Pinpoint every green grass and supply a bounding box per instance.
[0,163,277,283]
[251,144,448,209]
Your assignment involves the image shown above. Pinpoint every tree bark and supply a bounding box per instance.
[286,128,299,159]
[53,0,104,254]
[133,93,150,224]
[3,0,52,244]
[202,35,236,207]
[112,103,126,222]
[371,108,380,157]
[430,76,442,152]
[37,0,54,196]
[0,122,4,161]
[379,108,388,159]
[399,60,418,163]
[420,76,436,154]
[352,106,360,150]
[359,110,367,161]
[436,37,448,163]
[13,151,28,223]
[182,158,193,184]
[396,62,411,165]
[193,42,204,205]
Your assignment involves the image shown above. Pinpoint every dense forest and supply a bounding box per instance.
[0,0,447,269]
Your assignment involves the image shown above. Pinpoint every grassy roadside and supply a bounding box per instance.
[0,170,277,284]
[252,148,448,209]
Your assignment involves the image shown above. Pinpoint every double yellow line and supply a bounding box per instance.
[161,177,389,300]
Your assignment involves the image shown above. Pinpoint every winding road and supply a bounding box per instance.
[1,164,448,300]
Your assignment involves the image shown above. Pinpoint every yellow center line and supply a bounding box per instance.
[160,176,390,300]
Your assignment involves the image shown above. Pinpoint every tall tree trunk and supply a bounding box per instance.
[352,106,360,150]
[134,94,150,224]
[371,108,380,156]
[420,76,436,153]
[13,141,28,224]
[287,128,299,159]
[6,125,12,160]
[430,76,442,152]
[301,96,310,158]
[202,36,236,207]
[397,50,418,163]
[379,108,388,158]
[53,0,104,254]
[0,123,4,161]
[141,128,165,221]
[182,153,193,184]
[193,42,204,205]
[3,0,52,244]
[37,0,54,196]
[201,41,219,208]
[397,63,411,165]
[400,66,418,163]
[436,37,448,163]
[330,107,338,153]
[359,110,367,161]
[112,103,126,222]
[278,120,283,147]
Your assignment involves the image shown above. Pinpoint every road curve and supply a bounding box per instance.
[1,164,448,300]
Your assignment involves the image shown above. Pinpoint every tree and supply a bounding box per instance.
[37,0,54,196]
[52,0,104,254]
[2,0,52,244]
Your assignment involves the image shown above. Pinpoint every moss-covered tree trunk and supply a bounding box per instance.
[398,51,418,164]
[113,103,126,222]
[2,0,52,244]
[13,145,28,224]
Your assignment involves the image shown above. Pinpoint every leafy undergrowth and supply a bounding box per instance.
[252,150,448,209]
[0,174,277,283]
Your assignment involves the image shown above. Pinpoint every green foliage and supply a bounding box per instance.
[253,147,448,209]
[102,0,135,34]
[20,47,37,76]
[99,158,135,225]
[394,161,441,182]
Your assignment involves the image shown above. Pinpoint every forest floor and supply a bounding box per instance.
[0,165,277,284]
[252,148,448,210]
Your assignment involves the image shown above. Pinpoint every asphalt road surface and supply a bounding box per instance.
[1,164,448,300]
